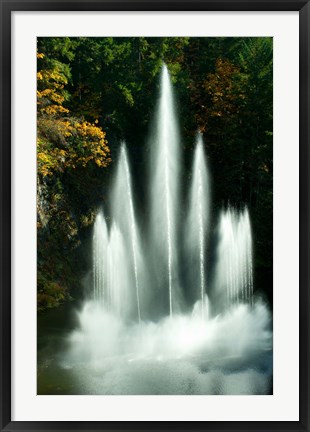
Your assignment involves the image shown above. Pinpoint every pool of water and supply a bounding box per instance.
[37,301,273,395]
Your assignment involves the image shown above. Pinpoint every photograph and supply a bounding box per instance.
[36,36,273,396]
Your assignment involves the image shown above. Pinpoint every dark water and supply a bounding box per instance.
[37,302,80,395]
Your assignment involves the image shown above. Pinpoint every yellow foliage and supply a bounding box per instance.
[37,57,111,177]
[42,105,69,116]
[37,65,69,117]
[37,117,110,176]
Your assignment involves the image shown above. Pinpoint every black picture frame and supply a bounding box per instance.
[1,0,309,430]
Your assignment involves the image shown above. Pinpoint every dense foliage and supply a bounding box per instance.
[37,37,272,310]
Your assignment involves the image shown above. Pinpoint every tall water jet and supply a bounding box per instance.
[186,134,210,318]
[214,207,254,310]
[240,208,254,304]
[150,64,180,317]
[107,222,131,316]
[93,211,108,303]
[111,143,143,321]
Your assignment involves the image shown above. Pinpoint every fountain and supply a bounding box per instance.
[214,207,254,310]
[60,64,272,395]
[92,211,108,303]
[92,144,144,320]
[92,64,254,324]
[149,64,180,317]
[186,134,210,319]
[111,144,143,321]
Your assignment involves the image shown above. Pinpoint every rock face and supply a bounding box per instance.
[36,170,103,311]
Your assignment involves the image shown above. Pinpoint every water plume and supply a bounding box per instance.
[149,64,180,317]
[214,207,254,310]
[64,300,272,395]
[111,142,143,321]
[111,144,142,321]
[65,63,272,396]
[92,211,108,303]
[186,134,210,318]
